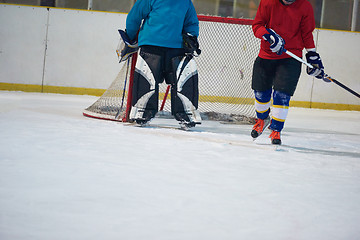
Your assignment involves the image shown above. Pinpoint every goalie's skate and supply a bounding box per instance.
[179,121,197,130]
[135,119,150,127]
[251,116,270,140]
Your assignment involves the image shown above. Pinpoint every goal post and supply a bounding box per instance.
[83,16,259,123]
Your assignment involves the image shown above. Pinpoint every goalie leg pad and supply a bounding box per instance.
[170,56,201,124]
[129,50,162,121]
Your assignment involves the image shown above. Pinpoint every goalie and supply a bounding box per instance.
[121,0,201,128]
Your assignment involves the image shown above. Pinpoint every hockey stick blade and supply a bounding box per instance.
[285,50,360,99]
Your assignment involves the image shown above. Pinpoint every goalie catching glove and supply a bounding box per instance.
[182,33,201,56]
[262,28,286,55]
[117,29,139,62]
[305,51,328,81]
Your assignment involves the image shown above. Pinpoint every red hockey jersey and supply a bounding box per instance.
[252,0,316,59]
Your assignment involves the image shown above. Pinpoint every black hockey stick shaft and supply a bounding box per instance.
[115,57,131,119]
[326,76,360,98]
[285,50,360,99]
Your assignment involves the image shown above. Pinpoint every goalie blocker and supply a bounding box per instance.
[129,45,201,127]
[117,29,139,62]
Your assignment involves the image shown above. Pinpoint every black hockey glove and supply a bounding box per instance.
[182,33,201,56]
[263,28,286,55]
[305,51,327,81]
[118,29,139,62]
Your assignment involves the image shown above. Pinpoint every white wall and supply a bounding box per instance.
[43,8,126,89]
[0,5,48,86]
[0,4,126,91]
[0,4,359,107]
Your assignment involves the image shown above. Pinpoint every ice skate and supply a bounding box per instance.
[251,116,270,139]
[269,130,281,145]
[135,119,150,127]
[179,121,198,130]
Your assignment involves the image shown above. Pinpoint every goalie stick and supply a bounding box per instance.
[115,57,131,120]
[285,50,360,99]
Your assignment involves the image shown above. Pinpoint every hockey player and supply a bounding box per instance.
[251,0,326,144]
[123,0,202,128]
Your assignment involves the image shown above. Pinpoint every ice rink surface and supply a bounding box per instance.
[1,91,360,240]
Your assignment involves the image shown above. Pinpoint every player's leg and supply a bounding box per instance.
[251,57,276,138]
[165,50,201,127]
[129,46,164,124]
[269,58,302,144]
[252,89,272,138]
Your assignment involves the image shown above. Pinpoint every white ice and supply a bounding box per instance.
[0,91,359,240]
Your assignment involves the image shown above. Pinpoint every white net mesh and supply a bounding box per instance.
[83,58,132,121]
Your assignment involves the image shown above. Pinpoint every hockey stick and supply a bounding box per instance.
[285,50,360,98]
[115,57,131,120]
[160,85,170,111]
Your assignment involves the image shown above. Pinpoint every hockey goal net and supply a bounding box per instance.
[83,16,259,123]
